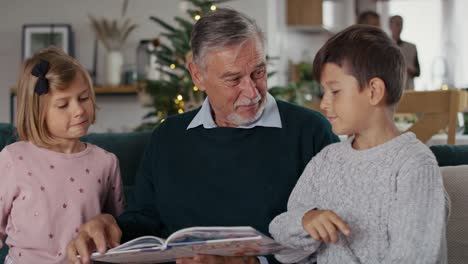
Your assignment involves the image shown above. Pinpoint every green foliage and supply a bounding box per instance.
[269,62,321,106]
[137,1,231,131]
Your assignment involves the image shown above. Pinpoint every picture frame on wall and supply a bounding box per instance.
[22,24,74,60]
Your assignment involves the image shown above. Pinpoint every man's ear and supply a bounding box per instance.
[187,62,206,91]
[367,77,386,106]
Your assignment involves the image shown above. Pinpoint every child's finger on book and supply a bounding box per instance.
[105,219,122,248]
[65,240,80,264]
[91,230,108,254]
[74,234,92,263]
[106,227,122,249]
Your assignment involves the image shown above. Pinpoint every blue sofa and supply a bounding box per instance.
[0,123,467,263]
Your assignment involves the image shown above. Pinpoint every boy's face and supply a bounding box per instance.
[319,63,371,135]
[45,73,94,143]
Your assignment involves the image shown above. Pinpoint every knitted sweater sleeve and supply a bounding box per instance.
[269,149,328,263]
[382,163,446,264]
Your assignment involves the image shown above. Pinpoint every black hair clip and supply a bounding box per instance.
[31,59,50,95]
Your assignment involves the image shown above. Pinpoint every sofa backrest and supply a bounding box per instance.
[0,124,16,150]
[441,165,468,264]
[0,124,151,192]
[81,131,152,190]
[430,145,468,167]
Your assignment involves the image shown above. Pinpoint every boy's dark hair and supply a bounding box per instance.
[357,10,380,24]
[312,24,406,105]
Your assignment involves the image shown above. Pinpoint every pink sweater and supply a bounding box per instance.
[0,141,124,263]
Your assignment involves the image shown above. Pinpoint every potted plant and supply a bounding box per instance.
[89,0,137,86]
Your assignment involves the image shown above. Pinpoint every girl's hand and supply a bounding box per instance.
[302,209,351,243]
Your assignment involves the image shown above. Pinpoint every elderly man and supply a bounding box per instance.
[67,8,337,264]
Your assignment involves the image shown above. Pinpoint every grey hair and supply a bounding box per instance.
[190,8,265,68]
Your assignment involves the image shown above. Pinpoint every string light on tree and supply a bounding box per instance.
[137,0,233,131]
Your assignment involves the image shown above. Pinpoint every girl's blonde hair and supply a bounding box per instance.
[16,47,96,147]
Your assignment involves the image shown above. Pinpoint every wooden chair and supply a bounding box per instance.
[307,90,468,145]
[397,90,468,144]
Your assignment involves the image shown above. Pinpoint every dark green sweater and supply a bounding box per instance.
[118,100,337,260]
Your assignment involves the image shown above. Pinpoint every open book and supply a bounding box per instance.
[91,226,293,263]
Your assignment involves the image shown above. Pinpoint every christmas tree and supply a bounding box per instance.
[136,0,232,131]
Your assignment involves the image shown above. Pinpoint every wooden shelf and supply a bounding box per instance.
[287,0,323,27]
[10,85,137,95]
[9,85,138,123]
[94,85,137,94]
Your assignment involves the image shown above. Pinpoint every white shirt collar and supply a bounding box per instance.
[187,93,282,129]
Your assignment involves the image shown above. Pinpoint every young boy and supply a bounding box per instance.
[269,25,447,263]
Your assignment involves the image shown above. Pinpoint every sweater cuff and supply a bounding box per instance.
[293,207,317,237]
[287,207,321,250]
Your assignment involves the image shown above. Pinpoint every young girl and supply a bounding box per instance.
[269,25,447,263]
[0,47,124,264]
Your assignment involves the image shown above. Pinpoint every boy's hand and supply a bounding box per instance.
[302,209,351,243]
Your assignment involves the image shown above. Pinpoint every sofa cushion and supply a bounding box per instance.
[81,131,152,198]
[431,145,468,166]
[441,165,468,264]
[0,123,17,150]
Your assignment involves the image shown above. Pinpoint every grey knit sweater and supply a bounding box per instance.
[269,132,447,264]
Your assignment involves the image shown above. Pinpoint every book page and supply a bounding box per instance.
[166,226,263,246]
[108,236,165,252]
[91,236,292,264]
[171,236,289,256]
[92,246,194,263]
[90,226,298,264]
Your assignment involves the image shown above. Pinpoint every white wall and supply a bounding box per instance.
[1,0,364,131]
[268,0,355,86]
[382,0,443,90]
[445,0,468,88]
[0,0,268,132]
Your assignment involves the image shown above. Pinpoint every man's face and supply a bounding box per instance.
[390,18,403,39]
[189,37,267,127]
[367,16,381,27]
